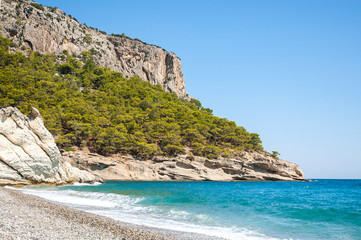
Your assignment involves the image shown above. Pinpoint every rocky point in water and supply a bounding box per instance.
[63,149,305,181]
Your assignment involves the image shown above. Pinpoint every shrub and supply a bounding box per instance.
[58,63,74,75]
[202,145,221,159]
[163,145,184,156]
[83,34,92,44]
[132,142,159,158]
[192,143,204,156]
[48,6,57,12]
[271,151,280,159]
[30,2,44,11]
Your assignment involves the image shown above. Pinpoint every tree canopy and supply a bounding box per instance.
[0,34,263,158]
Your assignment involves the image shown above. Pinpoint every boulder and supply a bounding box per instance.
[0,107,98,185]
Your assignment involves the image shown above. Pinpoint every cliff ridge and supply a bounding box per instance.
[0,0,188,98]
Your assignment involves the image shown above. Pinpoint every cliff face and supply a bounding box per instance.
[0,0,188,98]
[0,107,96,185]
[63,150,306,181]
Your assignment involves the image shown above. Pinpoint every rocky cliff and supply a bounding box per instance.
[63,149,306,181]
[0,106,305,183]
[0,0,188,98]
[0,107,97,185]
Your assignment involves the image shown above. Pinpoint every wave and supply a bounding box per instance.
[18,187,280,240]
[4,186,20,190]
[72,181,103,186]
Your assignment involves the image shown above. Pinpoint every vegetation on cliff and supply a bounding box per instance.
[0,34,263,158]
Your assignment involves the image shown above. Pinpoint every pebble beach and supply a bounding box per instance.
[0,187,181,240]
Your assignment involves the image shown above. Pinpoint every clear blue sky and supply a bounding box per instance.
[36,0,361,179]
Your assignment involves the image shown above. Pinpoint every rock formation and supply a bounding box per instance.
[63,150,306,181]
[0,107,97,185]
[0,106,305,184]
[0,0,188,98]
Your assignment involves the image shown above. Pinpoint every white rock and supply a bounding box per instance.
[0,107,97,185]
[63,150,306,182]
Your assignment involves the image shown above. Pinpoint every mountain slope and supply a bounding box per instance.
[0,33,263,159]
[0,0,188,98]
[0,1,306,181]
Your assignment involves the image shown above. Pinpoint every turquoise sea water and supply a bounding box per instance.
[19,180,361,239]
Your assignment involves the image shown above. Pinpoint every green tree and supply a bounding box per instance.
[0,33,264,159]
[271,151,280,159]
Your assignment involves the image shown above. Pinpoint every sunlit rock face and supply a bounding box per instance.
[0,0,189,98]
[0,107,96,185]
[63,150,306,182]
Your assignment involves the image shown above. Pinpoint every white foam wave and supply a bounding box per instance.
[20,187,279,240]
[166,209,212,224]
[21,189,120,208]
[4,186,21,190]
[72,182,103,186]
[97,210,278,240]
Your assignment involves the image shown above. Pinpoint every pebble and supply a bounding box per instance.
[0,187,181,240]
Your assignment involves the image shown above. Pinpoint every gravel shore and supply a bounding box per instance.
[0,187,182,240]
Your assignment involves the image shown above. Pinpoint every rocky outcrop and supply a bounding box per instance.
[0,107,97,185]
[63,150,306,181]
[0,0,189,98]
[0,106,305,183]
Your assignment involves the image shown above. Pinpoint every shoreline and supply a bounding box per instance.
[0,187,224,240]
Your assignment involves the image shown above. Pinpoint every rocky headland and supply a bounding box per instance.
[0,107,305,185]
[0,2,308,240]
[63,148,305,182]
[0,0,306,185]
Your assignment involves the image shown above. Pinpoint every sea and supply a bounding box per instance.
[15,180,361,240]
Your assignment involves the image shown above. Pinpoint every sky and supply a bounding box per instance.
[35,0,361,179]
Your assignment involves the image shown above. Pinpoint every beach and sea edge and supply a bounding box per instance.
[0,186,223,240]
[1,180,360,240]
